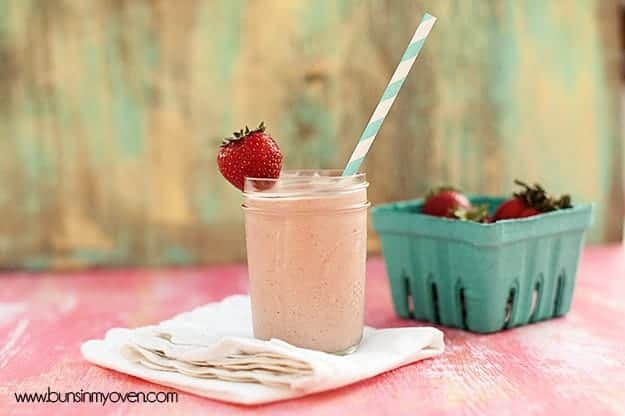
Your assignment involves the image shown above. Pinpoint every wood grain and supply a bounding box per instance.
[0,0,622,269]
[0,245,624,415]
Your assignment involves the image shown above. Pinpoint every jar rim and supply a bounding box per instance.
[244,170,368,198]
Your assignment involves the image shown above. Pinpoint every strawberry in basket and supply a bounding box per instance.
[493,180,572,221]
[422,187,490,223]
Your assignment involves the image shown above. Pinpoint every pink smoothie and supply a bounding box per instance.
[243,171,369,353]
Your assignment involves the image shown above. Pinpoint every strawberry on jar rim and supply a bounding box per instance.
[217,122,283,191]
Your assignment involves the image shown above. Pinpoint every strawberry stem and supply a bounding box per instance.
[512,179,572,212]
[221,121,266,147]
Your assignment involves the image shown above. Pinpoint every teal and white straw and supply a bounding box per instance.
[342,13,437,176]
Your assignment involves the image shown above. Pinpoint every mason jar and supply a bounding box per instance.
[243,170,369,354]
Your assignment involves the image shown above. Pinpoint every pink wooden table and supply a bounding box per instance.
[1,245,624,415]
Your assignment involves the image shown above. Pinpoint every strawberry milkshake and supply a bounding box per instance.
[243,171,369,353]
[217,124,369,353]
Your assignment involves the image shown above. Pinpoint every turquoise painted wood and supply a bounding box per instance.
[0,0,622,269]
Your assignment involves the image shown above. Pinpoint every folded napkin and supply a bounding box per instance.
[81,295,444,404]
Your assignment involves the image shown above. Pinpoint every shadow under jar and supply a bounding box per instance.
[243,170,370,354]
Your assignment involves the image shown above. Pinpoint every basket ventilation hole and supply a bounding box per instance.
[403,273,414,318]
[503,288,516,329]
[553,273,566,316]
[431,283,440,324]
[529,282,541,322]
[459,288,468,330]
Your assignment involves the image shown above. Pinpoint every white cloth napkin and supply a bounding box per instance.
[81,295,444,405]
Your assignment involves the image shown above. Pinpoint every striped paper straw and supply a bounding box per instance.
[342,13,437,176]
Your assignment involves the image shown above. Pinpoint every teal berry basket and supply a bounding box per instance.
[371,196,593,333]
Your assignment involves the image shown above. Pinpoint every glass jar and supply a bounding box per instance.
[243,170,369,354]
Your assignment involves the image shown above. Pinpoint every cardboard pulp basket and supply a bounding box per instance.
[371,196,593,333]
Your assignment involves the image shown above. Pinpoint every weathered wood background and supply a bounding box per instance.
[0,0,623,269]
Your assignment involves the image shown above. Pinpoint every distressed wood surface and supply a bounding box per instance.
[0,1,623,269]
[0,245,624,415]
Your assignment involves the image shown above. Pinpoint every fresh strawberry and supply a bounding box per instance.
[217,122,282,191]
[493,197,528,221]
[493,180,572,221]
[520,207,540,218]
[422,187,471,218]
